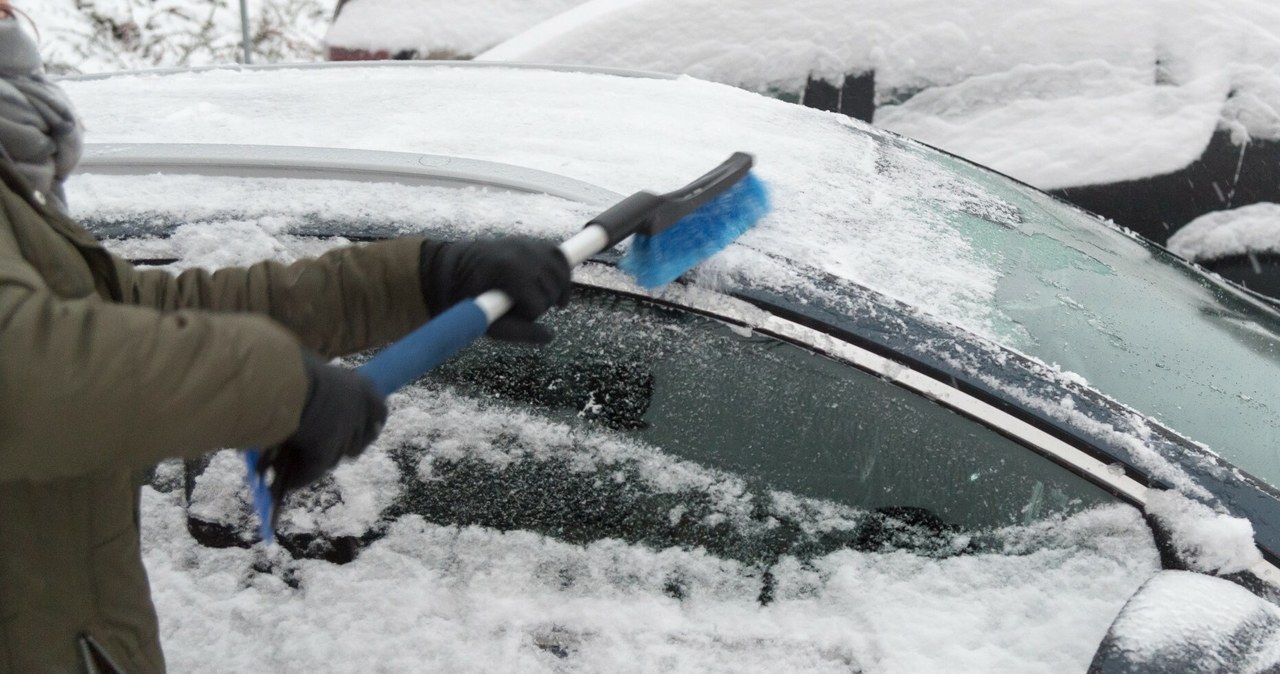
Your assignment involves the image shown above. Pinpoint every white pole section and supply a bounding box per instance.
[239,0,253,64]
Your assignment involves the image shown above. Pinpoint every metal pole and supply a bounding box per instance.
[239,0,253,64]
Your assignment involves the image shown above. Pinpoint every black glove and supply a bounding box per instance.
[257,351,388,509]
[420,236,572,344]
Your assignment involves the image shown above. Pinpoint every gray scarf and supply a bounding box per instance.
[0,18,82,211]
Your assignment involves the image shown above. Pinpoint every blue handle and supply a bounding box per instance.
[245,299,492,543]
[357,299,491,396]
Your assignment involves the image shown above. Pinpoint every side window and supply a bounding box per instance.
[396,287,1120,563]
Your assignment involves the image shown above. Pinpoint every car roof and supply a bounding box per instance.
[62,62,1280,571]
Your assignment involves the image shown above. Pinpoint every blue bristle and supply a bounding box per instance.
[619,172,770,288]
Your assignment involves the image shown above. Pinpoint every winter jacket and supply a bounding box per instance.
[0,156,429,673]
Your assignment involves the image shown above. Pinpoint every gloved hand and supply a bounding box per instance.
[256,351,388,509]
[419,236,572,344]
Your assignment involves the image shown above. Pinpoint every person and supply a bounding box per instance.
[0,7,572,673]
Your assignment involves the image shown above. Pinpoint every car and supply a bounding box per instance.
[60,62,1280,672]
[323,0,588,61]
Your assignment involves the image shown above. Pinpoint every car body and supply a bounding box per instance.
[58,62,1280,672]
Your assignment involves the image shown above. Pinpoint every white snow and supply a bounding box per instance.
[1168,202,1280,261]
[142,483,1160,674]
[1143,489,1263,576]
[324,0,586,57]
[476,0,1280,189]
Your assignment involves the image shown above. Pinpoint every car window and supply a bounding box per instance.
[886,138,1280,491]
[407,287,1120,558]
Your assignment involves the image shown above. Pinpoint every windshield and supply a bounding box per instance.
[893,139,1280,489]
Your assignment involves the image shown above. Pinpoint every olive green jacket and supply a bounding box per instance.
[0,159,429,673]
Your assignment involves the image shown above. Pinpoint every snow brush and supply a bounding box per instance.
[245,151,769,543]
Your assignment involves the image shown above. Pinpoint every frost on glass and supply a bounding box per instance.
[890,140,1280,490]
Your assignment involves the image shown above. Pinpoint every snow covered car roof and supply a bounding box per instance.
[59,62,1280,670]
[324,0,587,60]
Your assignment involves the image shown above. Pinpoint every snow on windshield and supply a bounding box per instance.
[144,479,1156,674]
[70,173,597,254]
[475,0,1280,189]
[144,371,1162,674]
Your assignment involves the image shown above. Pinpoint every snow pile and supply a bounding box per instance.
[477,0,1280,189]
[1144,489,1263,576]
[324,0,586,57]
[1167,202,1280,261]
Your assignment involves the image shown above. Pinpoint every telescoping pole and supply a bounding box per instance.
[239,0,252,64]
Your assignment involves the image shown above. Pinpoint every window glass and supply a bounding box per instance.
[890,141,1280,489]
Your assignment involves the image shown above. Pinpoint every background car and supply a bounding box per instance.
[324,0,586,61]
[63,62,1280,673]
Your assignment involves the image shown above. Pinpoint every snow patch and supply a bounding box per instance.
[1168,202,1280,261]
[1144,489,1263,575]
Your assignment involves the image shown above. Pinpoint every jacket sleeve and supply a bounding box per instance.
[111,237,430,358]
[0,255,310,482]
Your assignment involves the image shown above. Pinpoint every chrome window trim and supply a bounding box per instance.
[77,143,622,205]
[574,264,1280,589]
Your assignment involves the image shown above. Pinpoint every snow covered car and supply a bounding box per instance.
[324,0,588,61]
[61,62,1280,673]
